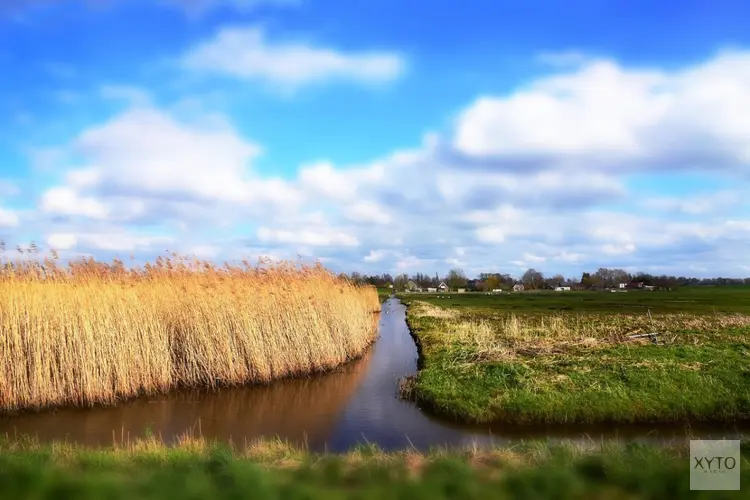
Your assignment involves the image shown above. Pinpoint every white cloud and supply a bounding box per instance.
[40,187,110,220]
[39,106,304,216]
[22,49,750,278]
[641,190,746,215]
[601,243,637,255]
[184,244,221,259]
[0,207,19,227]
[299,161,386,201]
[46,231,173,252]
[74,107,261,202]
[46,233,77,250]
[182,26,405,89]
[454,50,750,172]
[346,201,391,225]
[257,227,359,247]
[363,249,387,263]
[522,252,546,263]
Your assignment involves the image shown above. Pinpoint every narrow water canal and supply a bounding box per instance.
[0,298,745,451]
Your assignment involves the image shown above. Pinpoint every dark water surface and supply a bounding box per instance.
[1,298,746,451]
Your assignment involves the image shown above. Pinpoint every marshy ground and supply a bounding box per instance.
[2,263,749,498]
[399,288,750,425]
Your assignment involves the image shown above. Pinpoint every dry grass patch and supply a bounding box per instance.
[0,254,380,413]
[409,301,750,363]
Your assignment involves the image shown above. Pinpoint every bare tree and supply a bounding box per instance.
[447,268,468,290]
[545,273,565,289]
[393,273,410,291]
[521,268,544,290]
[484,274,501,291]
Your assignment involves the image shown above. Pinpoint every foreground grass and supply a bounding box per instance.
[1,435,747,499]
[400,294,750,424]
[0,255,380,413]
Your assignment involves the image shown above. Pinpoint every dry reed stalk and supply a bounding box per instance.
[0,255,380,413]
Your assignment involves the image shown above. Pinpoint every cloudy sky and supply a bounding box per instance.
[1,0,750,279]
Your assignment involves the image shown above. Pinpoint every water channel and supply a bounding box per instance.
[0,298,746,452]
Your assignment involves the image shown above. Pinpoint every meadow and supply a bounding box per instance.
[404,286,750,314]
[0,254,380,414]
[1,434,747,499]
[399,288,750,424]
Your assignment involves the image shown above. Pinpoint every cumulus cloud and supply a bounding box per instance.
[257,227,359,247]
[182,26,405,89]
[0,207,19,227]
[39,106,303,216]
[25,49,750,277]
[40,187,110,220]
[73,107,261,202]
[640,190,747,215]
[454,50,750,173]
[46,231,174,252]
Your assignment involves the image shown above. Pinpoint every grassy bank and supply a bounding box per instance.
[0,255,380,414]
[399,290,750,424]
[1,435,747,499]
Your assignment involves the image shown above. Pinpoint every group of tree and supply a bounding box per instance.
[340,266,750,291]
[390,270,469,291]
[337,272,394,287]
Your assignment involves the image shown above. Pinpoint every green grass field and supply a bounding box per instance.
[401,286,750,314]
[378,287,394,301]
[2,436,747,499]
[399,287,750,424]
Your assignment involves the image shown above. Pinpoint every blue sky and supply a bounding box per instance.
[1,0,750,279]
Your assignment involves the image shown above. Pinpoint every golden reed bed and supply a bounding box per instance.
[0,254,380,413]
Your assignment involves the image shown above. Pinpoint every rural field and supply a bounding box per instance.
[1,258,748,498]
[399,287,750,425]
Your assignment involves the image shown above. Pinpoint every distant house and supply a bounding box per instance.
[406,280,418,292]
[426,287,437,293]
[492,288,503,293]
[513,283,525,292]
[618,283,627,289]
[457,288,466,293]
[438,282,449,292]
[554,286,571,292]
[387,283,393,288]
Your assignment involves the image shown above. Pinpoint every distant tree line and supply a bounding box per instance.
[337,272,394,288]
[340,266,750,291]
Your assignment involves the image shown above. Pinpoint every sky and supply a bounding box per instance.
[1,0,750,279]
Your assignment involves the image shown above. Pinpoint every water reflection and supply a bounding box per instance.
[0,340,374,449]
